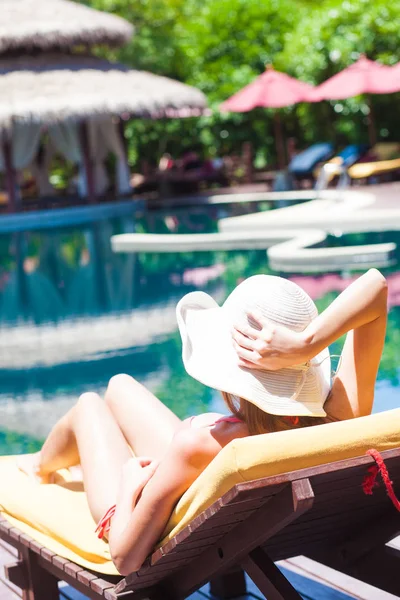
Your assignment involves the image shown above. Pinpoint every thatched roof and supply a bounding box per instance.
[0,54,207,129]
[0,0,133,54]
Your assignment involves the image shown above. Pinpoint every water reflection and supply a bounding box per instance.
[0,222,137,324]
[0,208,399,454]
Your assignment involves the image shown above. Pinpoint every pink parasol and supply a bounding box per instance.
[307,56,398,101]
[306,56,400,145]
[220,65,314,111]
[220,66,314,168]
[390,61,400,83]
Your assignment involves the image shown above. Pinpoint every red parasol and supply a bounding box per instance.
[220,65,314,111]
[220,66,314,168]
[307,56,398,101]
[306,56,399,145]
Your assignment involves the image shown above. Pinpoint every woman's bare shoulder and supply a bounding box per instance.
[178,412,249,451]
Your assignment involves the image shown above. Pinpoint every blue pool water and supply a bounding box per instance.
[0,203,399,454]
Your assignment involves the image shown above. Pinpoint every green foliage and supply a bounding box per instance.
[172,0,304,162]
[177,0,301,102]
[80,0,186,77]
[79,0,400,164]
[278,0,400,144]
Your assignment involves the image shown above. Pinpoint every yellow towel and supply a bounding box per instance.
[1,408,400,575]
[348,157,400,179]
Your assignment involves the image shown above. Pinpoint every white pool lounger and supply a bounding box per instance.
[111,230,298,252]
[111,188,399,272]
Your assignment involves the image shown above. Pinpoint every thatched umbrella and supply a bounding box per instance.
[0,54,207,209]
[0,0,133,53]
[0,54,207,127]
[0,1,208,211]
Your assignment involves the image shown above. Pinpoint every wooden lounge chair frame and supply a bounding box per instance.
[1,447,400,600]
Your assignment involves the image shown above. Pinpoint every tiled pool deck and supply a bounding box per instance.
[220,183,400,234]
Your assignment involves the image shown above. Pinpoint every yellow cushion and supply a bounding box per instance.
[161,408,400,542]
[0,459,117,574]
[1,409,400,575]
[348,157,400,179]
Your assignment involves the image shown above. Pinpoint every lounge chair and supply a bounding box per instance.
[347,142,400,183]
[314,144,370,188]
[288,142,335,181]
[1,408,400,599]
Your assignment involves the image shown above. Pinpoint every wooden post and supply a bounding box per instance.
[78,121,96,204]
[2,134,18,213]
[242,141,253,183]
[273,111,286,170]
[210,567,247,598]
[117,117,132,196]
[118,118,129,159]
[242,547,302,600]
[18,547,59,600]
[366,95,377,148]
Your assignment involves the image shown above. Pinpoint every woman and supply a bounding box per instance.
[19,268,387,575]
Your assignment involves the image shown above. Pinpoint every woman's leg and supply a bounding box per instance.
[18,401,81,483]
[34,405,80,477]
[71,393,132,522]
[104,374,182,459]
[30,374,179,476]
[45,392,132,522]
[19,374,182,519]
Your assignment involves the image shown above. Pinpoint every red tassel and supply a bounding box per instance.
[363,449,400,511]
[95,504,116,539]
[362,465,379,495]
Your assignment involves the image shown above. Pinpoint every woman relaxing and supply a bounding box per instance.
[19,268,387,574]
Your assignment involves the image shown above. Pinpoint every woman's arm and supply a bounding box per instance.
[233,269,388,418]
[298,269,387,366]
[108,426,226,575]
[321,270,387,419]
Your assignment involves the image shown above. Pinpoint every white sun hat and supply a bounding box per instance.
[176,274,331,417]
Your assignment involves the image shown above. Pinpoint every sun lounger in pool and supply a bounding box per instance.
[1,408,400,599]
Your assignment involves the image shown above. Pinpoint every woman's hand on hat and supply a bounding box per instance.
[232,310,307,371]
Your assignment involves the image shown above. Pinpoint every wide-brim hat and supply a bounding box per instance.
[176,275,331,417]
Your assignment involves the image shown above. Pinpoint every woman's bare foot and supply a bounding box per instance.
[16,453,53,484]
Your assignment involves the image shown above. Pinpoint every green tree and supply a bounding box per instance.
[79,0,303,166]
[79,0,400,165]
[277,0,400,144]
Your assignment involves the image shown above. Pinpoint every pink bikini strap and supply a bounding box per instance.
[215,415,243,424]
[95,504,116,539]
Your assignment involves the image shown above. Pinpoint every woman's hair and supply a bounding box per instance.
[221,391,330,435]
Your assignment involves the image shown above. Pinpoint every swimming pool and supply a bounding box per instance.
[1,203,399,454]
